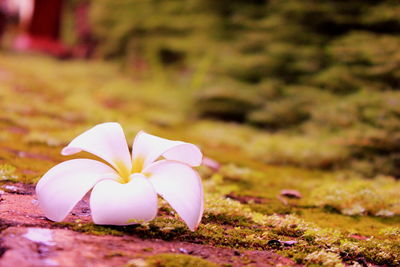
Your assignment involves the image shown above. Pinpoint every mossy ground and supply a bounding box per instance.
[0,53,399,266]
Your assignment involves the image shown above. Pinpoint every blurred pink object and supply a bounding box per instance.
[202,157,220,171]
[0,0,33,44]
[13,33,68,57]
[9,0,69,57]
[6,0,34,27]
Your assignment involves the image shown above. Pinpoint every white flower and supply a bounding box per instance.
[36,122,204,231]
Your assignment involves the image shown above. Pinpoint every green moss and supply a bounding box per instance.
[0,164,18,182]
[360,239,400,266]
[55,222,126,236]
[201,213,253,227]
[305,250,344,267]
[309,175,400,216]
[143,253,217,267]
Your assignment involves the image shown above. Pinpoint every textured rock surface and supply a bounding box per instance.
[0,185,297,267]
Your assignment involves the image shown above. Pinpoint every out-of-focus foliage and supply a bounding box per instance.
[88,0,400,176]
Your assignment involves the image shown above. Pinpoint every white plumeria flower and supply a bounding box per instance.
[36,122,204,231]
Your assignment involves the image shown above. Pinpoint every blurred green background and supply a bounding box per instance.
[84,0,400,177]
[3,0,400,177]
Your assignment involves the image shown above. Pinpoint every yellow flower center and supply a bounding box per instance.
[115,161,131,184]
[132,156,145,173]
[116,156,145,184]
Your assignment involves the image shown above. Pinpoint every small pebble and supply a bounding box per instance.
[23,228,55,246]
[3,185,18,192]
[281,240,297,246]
[43,259,59,266]
[280,189,302,199]
[375,209,394,217]
[179,248,188,254]
[125,259,146,267]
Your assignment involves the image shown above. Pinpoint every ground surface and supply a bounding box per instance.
[0,184,296,267]
[0,53,399,266]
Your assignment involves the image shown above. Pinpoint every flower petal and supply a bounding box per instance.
[90,174,158,225]
[145,160,204,231]
[132,131,202,172]
[36,159,117,222]
[61,122,132,176]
